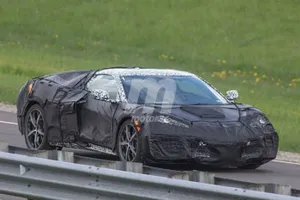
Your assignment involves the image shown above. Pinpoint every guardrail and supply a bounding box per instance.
[0,150,299,200]
[0,142,299,199]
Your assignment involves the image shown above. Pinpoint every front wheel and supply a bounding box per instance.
[117,120,141,162]
[24,104,55,150]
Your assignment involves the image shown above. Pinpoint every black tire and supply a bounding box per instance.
[117,119,142,162]
[23,104,57,150]
[238,163,262,170]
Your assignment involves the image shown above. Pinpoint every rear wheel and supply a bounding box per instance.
[24,104,58,150]
[117,120,141,162]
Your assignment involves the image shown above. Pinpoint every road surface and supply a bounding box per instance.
[0,110,300,199]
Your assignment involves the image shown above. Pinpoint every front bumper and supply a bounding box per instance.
[142,133,278,167]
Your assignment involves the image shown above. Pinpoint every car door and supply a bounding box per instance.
[79,74,119,148]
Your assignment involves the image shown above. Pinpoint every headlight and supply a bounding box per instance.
[156,116,189,128]
[250,115,269,128]
[257,115,267,125]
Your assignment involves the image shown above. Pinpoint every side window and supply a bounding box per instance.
[87,74,118,100]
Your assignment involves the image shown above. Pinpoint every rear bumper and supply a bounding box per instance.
[142,132,278,167]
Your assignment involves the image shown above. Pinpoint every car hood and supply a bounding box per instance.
[135,103,270,144]
[133,103,259,123]
[170,104,241,122]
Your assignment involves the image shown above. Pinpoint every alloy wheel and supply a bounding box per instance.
[119,124,138,161]
[25,109,45,149]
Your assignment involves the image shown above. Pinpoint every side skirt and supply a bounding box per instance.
[49,142,117,156]
[85,143,116,155]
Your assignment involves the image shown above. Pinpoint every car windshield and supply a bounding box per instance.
[121,75,229,105]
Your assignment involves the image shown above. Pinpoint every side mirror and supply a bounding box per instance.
[226,90,239,102]
[92,89,110,101]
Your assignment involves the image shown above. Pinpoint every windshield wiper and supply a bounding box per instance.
[144,103,181,107]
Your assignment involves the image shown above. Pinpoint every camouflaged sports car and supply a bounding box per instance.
[16,67,279,169]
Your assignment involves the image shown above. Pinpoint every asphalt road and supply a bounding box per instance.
[0,111,300,199]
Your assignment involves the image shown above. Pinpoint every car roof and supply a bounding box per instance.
[97,67,194,77]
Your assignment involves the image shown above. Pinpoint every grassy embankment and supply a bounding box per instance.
[0,0,300,151]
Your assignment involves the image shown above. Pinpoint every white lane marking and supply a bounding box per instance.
[0,120,18,126]
[274,159,300,166]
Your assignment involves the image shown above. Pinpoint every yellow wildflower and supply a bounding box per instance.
[219,71,227,79]
[114,54,119,61]
[163,54,168,59]
[55,34,59,38]
[292,79,297,82]
[276,82,280,86]
[222,60,226,64]
[262,74,267,79]
[253,66,257,69]
[253,72,258,77]
[159,54,168,60]
[255,77,260,83]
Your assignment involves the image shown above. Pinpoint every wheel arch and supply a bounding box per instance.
[113,116,132,150]
[20,99,43,135]
[114,116,143,162]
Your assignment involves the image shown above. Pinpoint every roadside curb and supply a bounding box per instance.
[276,151,300,165]
[1,102,300,165]
[0,102,17,113]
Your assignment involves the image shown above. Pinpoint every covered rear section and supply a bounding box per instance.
[42,70,94,88]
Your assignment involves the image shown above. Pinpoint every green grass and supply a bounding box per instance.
[0,0,300,151]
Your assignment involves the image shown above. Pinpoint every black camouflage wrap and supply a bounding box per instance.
[17,70,94,144]
[139,105,278,166]
[16,68,279,167]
